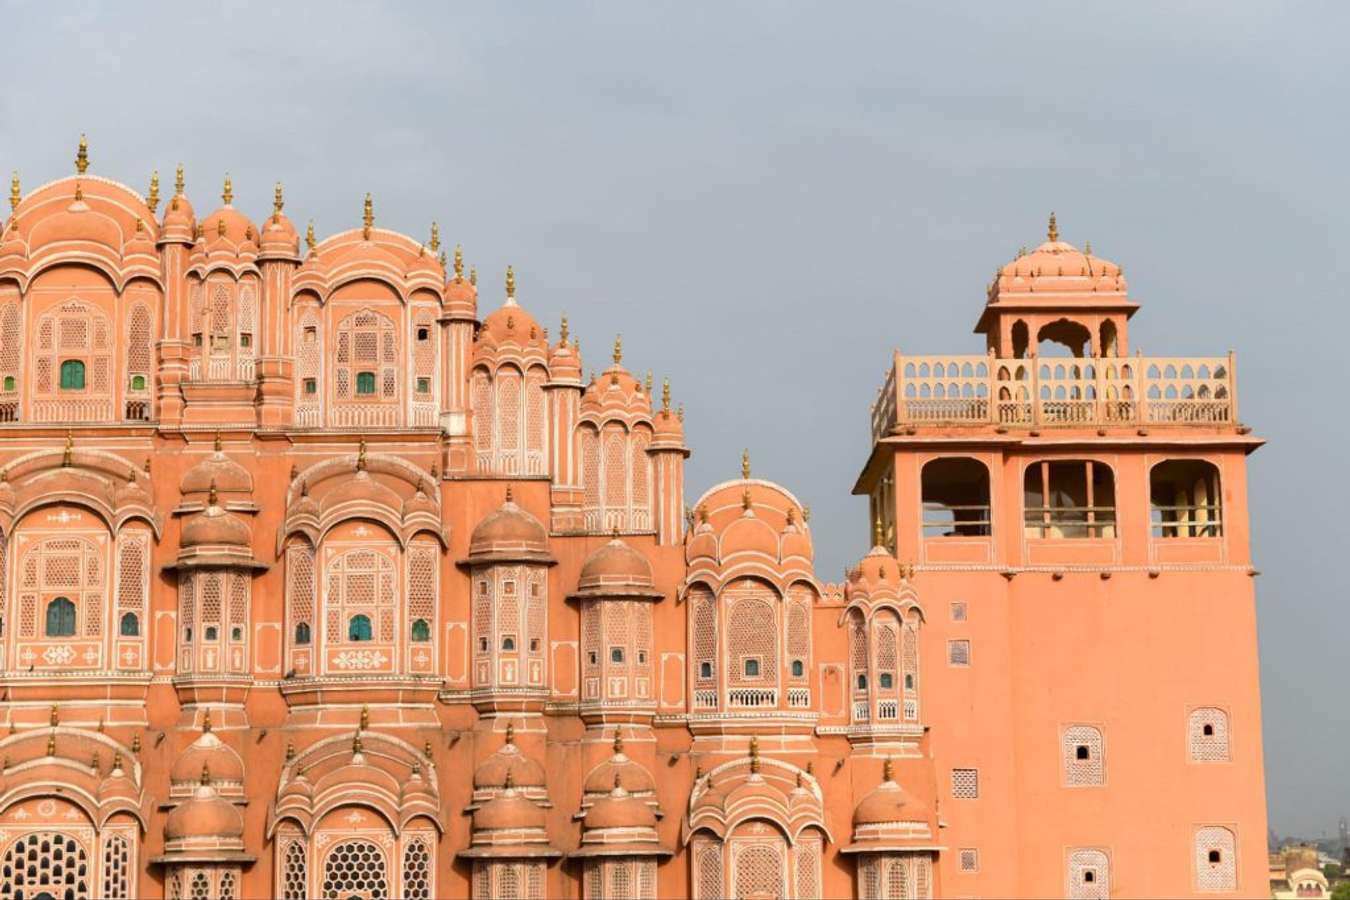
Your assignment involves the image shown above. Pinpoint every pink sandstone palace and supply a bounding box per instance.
[0,138,1266,899]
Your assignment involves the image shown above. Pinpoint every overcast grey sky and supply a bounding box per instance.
[2,1,1344,837]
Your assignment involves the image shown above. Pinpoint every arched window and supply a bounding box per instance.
[791,659,804,677]
[295,622,311,645]
[60,359,86,390]
[356,371,377,395]
[348,614,372,642]
[1151,459,1222,538]
[744,658,760,677]
[46,597,76,637]
[119,612,139,637]
[410,619,430,642]
[922,457,992,537]
[1024,460,1116,539]
[2,376,13,392]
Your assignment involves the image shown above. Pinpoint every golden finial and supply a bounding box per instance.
[612,335,622,366]
[359,705,369,730]
[74,182,83,202]
[613,731,624,755]
[201,761,212,786]
[135,217,144,234]
[504,769,514,791]
[661,378,670,412]
[429,221,440,253]
[438,249,447,270]
[195,223,204,240]
[873,513,884,547]
[112,752,122,771]
[741,448,750,480]
[505,483,514,503]
[74,134,89,174]
[362,193,374,239]
[424,740,433,758]
[469,265,477,286]
[46,734,56,757]
[742,486,753,511]
[1047,211,1058,242]
[504,721,515,744]
[208,478,219,508]
[217,217,227,238]
[352,732,363,755]
[9,171,19,212]
[559,315,569,346]
[1084,240,1092,255]
[748,735,760,773]
[444,243,461,281]
[505,265,516,299]
[805,760,813,777]
[202,709,212,732]
[285,742,295,763]
[305,221,316,252]
[802,505,811,523]
[214,430,223,453]
[356,438,368,472]
[62,431,74,467]
[883,756,894,782]
[175,163,185,196]
[222,174,233,205]
[131,733,141,753]
[698,505,709,524]
[50,705,59,726]
[273,182,284,220]
[786,506,796,526]
[145,170,160,213]
[644,370,653,394]
[677,403,684,423]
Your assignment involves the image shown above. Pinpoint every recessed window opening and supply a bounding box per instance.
[129,374,146,391]
[588,651,599,665]
[637,650,647,664]
[355,371,377,395]
[856,673,868,690]
[295,622,311,645]
[411,619,431,642]
[1208,850,1221,865]
[416,377,431,394]
[879,672,894,689]
[1151,459,1222,538]
[699,661,712,678]
[480,637,489,653]
[119,612,139,637]
[231,626,242,641]
[59,359,85,391]
[303,378,317,395]
[922,457,992,537]
[348,614,372,642]
[205,626,218,640]
[2,375,14,392]
[1036,318,1091,358]
[1076,745,1090,760]
[417,327,430,341]
[744,658,760,677]
[791,659,804,677]
[501,635,516,651]
[1203,724,1214,737]
[529,638,540,652]
[1084,870,1096,884]
[304,325,317,342]
[610,647,625,663]
[1024,460,1116,539]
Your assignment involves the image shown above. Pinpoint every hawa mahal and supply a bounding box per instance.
[0,139,1266,898]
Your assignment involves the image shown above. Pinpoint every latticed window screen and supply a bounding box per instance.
[218,870,237,900]
[100,832,132,899]
[334,310,398,406]
[34,301,113,414]
[295,312,322,420]
[849,612,868,687]
[401,836,432,900]
[693,839,724,900]
[280,837,307,900]
[407,544,437,637]
[581,427,601,509]
[630,429,650,513]
[786,591,811,675]
[525,368,547,463]
[884,857,908,899]
[126,303,153,389]
[1194,826,1237,892]
[690,587,716,684]
[324,547,396,645]
[286,544,315,651]
[321,839,389,900]
[1189,708,1232,762]
[21,535,105,645]
[1068,848,1110,899]
[951,768,979,799]
[948,639,971,666]
[795,833,823,899]
[1063,725,1105,786]
[951,600,968,621]
[497,368,521,452]
[603,428,627,523]
[959,848,979,872]
[116,531,148,620]
[0,831,90,900]
[733,841,786,899]
[472,369,493,452]
[725,586,777,687]
[0,300,21,391]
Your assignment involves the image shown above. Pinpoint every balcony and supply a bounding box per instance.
[870,352,1238,443]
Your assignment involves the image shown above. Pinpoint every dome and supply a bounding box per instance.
[473,787,546,832]
[180,503,251,549]
[473,730,547,792]
[181,444,253,496]
[0,220,25,262]
[467,488,550,562]
[259,203,299,258]
[575,537,659,598]
[113,469,150,510]
[121,217,156,257]
[992,215,1125,299]
[199,178,257,247]
[479,288,547,352]
[323,469,402,515]
[170,723,244,788]
[278,769,313,804]
[548,338,581,382]
[97,757,139,806]
[400,764,437,805]
[779,510,812,563]
[852,775,928,829]
[652,406,684,445]
[165,779,244,842]
[27,193,123,250]
[582,751,656,797]
[583,784,657,831]
[160,188,196,238]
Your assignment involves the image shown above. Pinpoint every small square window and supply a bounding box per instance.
[479,637,488,653]
[477,581,488,595]
[959,849,979,873]
[951,600,968,622]
[588,651,599,665]
[231,626,242,641]
[744,657,760,677]
[529,638,540,652]
[637,651,647,664]
[856,673,868,690]
[1208,850,1221,864]
[610,647,625,664]
[948,639,971,666]
[531,582,541,597]
[904,673,914,690]
[129,374,147,391]
[879,672,894,689]
[212,335,229,351]
[1084,870,1096,884]
[304,326,317,343]
[501,635,516,651]
[239,333,252,348]
[1202,724,1214,737]
[356,371,377,394]
[204,626,218,641]
[699,661,712,679]
[503,581,516,595]
[417,327,430,341]
[416,377,431,393]
[951,768,979,799]
[791,659,804,677]
[1076,745,1090,761]
[303,378,317,395]
[193,334,203,347]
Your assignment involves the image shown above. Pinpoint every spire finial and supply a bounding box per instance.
[46,734,56,757]
[305,221,316,252]
[504,721,515,744]
[559,315,569,346]
[62,431,74,467]
[1047,211,1059,242]
[362,193,374,239]
[202,709,212,733]
[273,182,284,220]
[175,163,185,196]
[359,705,369,730]
[352,732,363,755]
[74,182,83,202]
[220,173,233,205]
[613,730,623,755]
[50,705,59,726]
[438,249,447,270]
[469,265,477,286]
[285,741,295,763]
[748,735,760,774]
[644,370,653,394]
[200,761,212,786]
[612,335,622,366]
[873,513,884,548]
[677,403,684,423]
[504,768,514,791]
[214,430,223,453]
[1084,240,1092,255]
[505,265,516,299]
[883,756,894,782]
[504,483,514,503]
[208,478,219,508]
[741,448,751,480]
[9,171,19,212]
[217,217,226,238]
[429,221,440,253]
[356,438,368,472]
[453,244,464,281]
[661,378,671,412]
[74,134,89,174]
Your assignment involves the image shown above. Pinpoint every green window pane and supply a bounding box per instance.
[46,597,76,637]
[356,371,376,394]
[60,360,85,390]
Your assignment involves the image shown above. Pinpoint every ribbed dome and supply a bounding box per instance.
[259,209,299,257]
[852,778,926,828]
[402,488,438,520]
[479,299,546,351]
[548,339,581,381]
[97,759,139,806]
[180,504,251,549]
[583,752,655,797]
[28,195,123,250]
[200,201,256,248]
[467,490,550,561]
[181,448,253,496]
[584,785,657,831]
[473,787,546,832]
[165,777,243,841]
[170,726,244,788]
[992,216,1124,299]
[652,406,684,443]
[575,537,658,597]
[473,737,547,792]
[323,470,402,514]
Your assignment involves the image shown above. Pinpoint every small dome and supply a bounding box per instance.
[323,469,402,515]
[992,216,1125,300]
[200,200,256,248]
[28,194,123,250]
[583,785,657,831]
[852,778,927,828]
[400,765,437,805]
[113,470,150,510]
[121,218,156,257]
[180,504,251,550]
[278,770,313,804]
[97,758,139,806]
[165,780,244,842]
[467,489,550,562]
[181,446,253,496]
[575,537,658,597]
[473,787,546,832]
[161,190,196,237]
[170,725,244,788]
[479,298,547,352]
[652,407,684,444]
[0,221,25,262]
[473,733,547,792]
[582,751,655,797]
[259,209,299,258]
